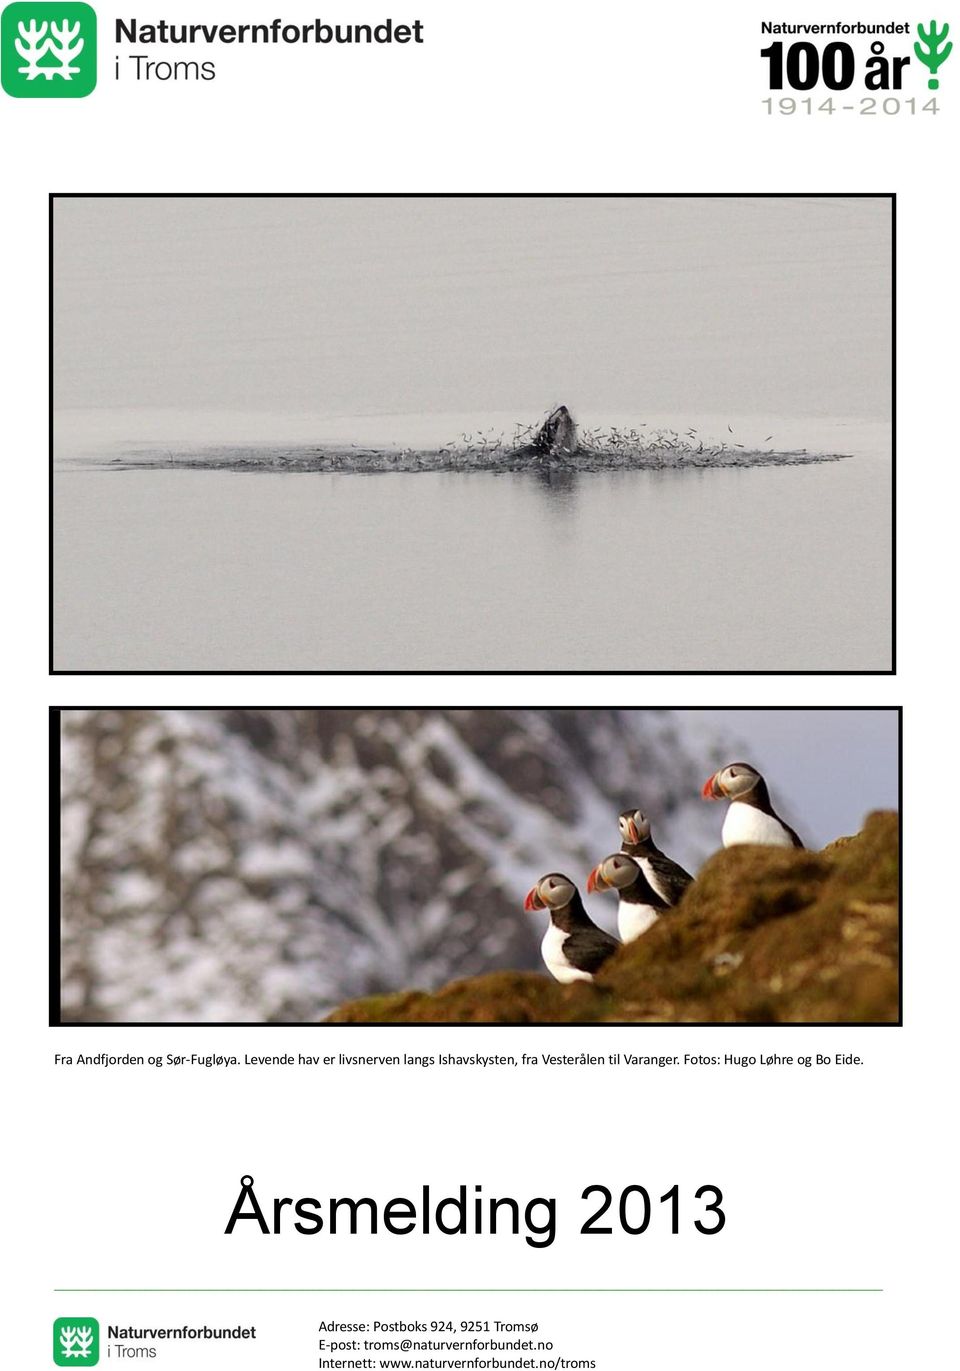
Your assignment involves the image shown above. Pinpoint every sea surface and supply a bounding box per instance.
[54,424,890,671]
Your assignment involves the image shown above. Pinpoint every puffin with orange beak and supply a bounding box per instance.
[524,873,620,983]
[618,809,695,908]
[587,851,671,943]
[701,763,803,849]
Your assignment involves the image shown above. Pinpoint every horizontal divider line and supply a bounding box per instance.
[53,1287,883,1293]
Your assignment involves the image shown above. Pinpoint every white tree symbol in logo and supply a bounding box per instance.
[59,1325,95,1358]
[14,16,84,79]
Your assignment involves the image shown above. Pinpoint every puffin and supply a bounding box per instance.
[524,873,620,983]
[618,809,695,907]
[701,762,804,849]
[587,852,671,943]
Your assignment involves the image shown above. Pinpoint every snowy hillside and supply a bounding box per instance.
[59,709,726,1023]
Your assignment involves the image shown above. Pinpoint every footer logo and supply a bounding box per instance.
[1,2,96,96]
[53,1316,100,1365]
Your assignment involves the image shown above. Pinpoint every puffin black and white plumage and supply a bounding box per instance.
[524,873,620,983]
[702,762,804,849]
[587,851,671,943]
[618,809,695,908]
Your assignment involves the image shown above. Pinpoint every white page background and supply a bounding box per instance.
[3,1,954,1366]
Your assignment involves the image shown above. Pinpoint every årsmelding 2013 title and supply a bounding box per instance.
[224,1175,727,1249]
[114,17,425,81]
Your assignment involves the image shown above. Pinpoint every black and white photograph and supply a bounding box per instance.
[51,194,893,673]
[56,707,900,1026]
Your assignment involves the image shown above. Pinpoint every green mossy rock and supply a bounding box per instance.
[327,811,899,1025]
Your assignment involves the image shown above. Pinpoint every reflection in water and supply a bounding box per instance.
[529,465,581,516]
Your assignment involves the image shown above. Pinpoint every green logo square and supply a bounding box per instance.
[53,1316,100,1366]
[1,2,96,97]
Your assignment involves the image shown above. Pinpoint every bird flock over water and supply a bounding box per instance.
[523,763,803,985]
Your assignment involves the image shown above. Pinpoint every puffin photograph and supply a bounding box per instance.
[587,852,671,944]
[59,707,898,1025]
[524,873,620,983]
[618,808,695,907]
[702,763,804,849]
